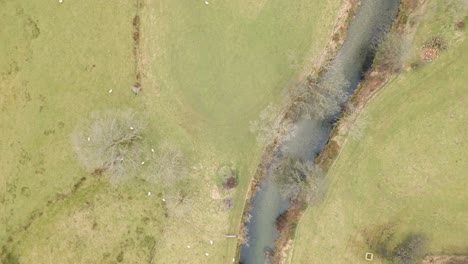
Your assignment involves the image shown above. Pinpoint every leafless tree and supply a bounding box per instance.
[272,157,326,205]
[144,142,188,188]
[288,72,350,121]
[375,32,408,73]
[72,110,145,184]
[250,103,287,147]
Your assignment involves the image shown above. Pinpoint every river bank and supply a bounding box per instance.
[316,0,427,171]
[238,0,407,262]
[237,0,430,262]
[235,0,360,262]
[289,0,467,260]
[278,0,428,263]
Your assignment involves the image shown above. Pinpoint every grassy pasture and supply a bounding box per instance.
[291,1,468,263]
[1,0,341,263]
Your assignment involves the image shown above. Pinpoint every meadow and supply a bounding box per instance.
[0,0,341,263]
[291,0,468,263]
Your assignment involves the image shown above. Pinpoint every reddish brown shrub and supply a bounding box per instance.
[222,177,238,190]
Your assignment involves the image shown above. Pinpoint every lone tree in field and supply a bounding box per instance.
[272,156,326,205]
[72,110,145,184]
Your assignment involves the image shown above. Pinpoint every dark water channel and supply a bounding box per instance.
[239,0,400,263]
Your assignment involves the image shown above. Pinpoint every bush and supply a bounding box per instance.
[217,164,239,191]
[423,36,446,51]
[222,177,238,190]
[72,110,145,184]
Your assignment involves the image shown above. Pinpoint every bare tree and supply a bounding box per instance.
[288,72,350,121]
[375,32,408,73]
[250,103,287,147]
[272,157,326,205]
[72,110,145,184]
[144,142,188,188]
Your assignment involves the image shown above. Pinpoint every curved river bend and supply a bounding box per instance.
[239,0,400,263]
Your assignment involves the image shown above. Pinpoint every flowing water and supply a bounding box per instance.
[239,0,400,263]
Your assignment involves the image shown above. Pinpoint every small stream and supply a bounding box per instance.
[239,0,400,263]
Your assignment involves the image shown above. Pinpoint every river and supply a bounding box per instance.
[239,0,400,263]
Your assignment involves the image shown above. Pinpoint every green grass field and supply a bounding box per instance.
[291,1,467,263]
[0,0,341,263]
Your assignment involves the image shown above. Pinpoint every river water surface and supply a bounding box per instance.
[239,0,400,263]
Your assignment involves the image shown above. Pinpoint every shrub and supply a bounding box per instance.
[218,165,239,191]
[223,177,238,190]
[423,36,446,51]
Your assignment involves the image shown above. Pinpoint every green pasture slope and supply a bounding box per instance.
[291,1,467,263]
[0,0,341,263]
